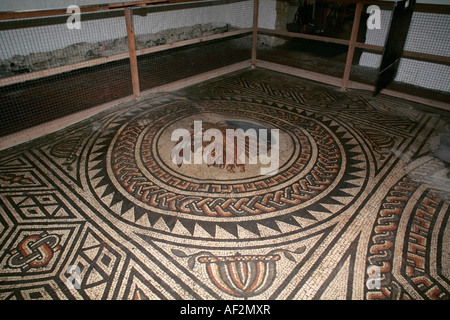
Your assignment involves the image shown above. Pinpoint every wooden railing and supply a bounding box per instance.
[254,0,450,109]
[0,0,253,92]
[0,0,449,108]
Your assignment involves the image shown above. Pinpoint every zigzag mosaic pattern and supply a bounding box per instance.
[0,69,449,300]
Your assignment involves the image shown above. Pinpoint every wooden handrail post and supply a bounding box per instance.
[251,0,259,67]
[124,7,141,99]
[341,1,363,91]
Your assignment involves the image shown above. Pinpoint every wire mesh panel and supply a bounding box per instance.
[0,10,129,73]
[256,0,363,79]
[284,0,356,39]
[256,33,348,78]
[137,35,253,90]
[256,0,450,102]
[133,0,254,92]
[133,0,254,44]
[355,2,450,96]
[0,9,133,137]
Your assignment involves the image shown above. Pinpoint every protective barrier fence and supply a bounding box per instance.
[0,0,448,143]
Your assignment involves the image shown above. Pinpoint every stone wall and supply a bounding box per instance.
[258,0,290,47]
[0,22,237,78]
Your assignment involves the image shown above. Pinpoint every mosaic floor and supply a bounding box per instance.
[0,68,449,300]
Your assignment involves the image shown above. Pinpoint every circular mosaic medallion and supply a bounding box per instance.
[87,99,368,243]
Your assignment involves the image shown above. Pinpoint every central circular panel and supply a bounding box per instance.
[109,100,330,218]
[153,112,297,182]
[88,99,367,242]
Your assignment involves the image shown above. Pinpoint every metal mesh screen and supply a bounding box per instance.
[256,0,449,102]
[0,1,255,138]
[0,9,133,137]
[137,35,253,90]
[256,0,362,78]
[133,0,254,39]
[132,0,254,92]
[353,2,450,101]
[256,33,349,78]
[269,0,356,39]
